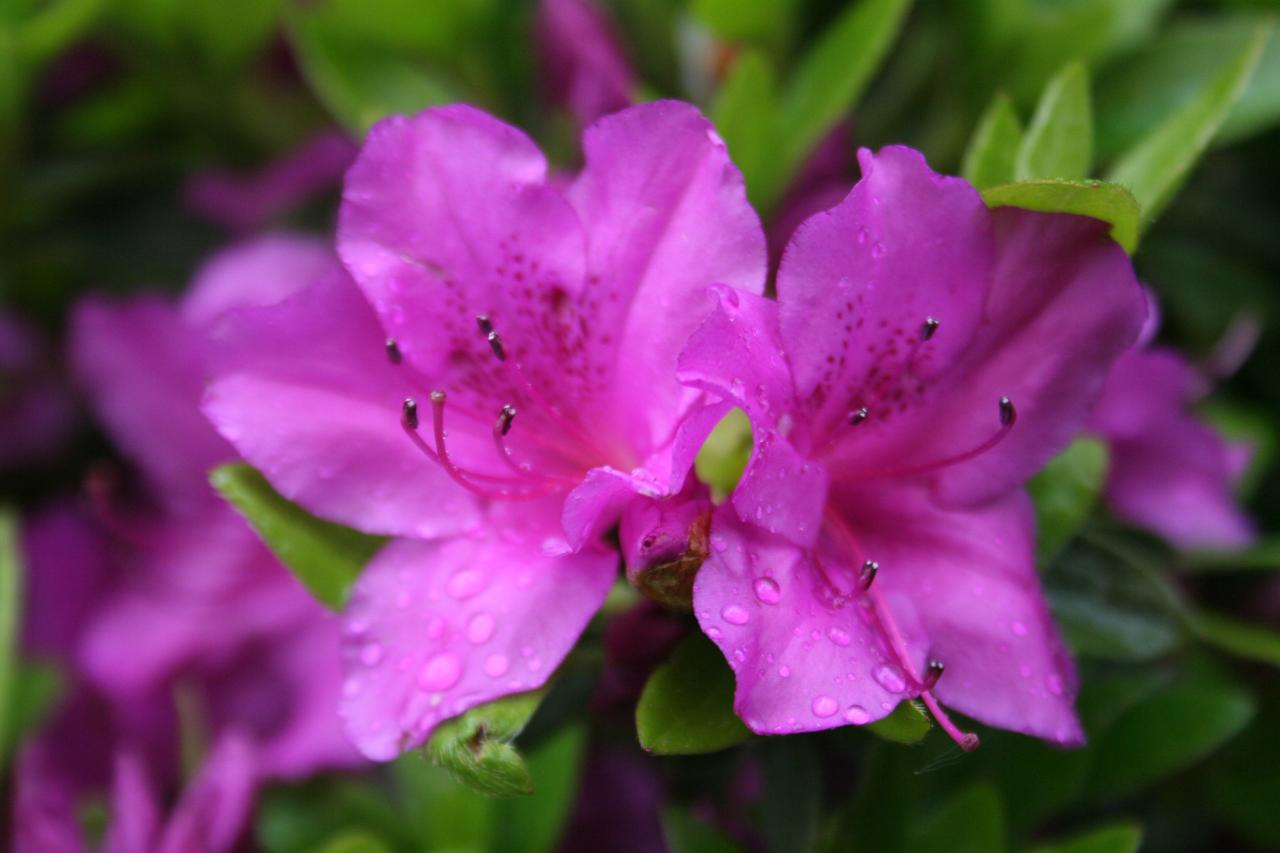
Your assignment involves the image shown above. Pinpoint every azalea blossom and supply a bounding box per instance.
[1090,305,1256,551]
[202,101,766,759]
[678,147,1147,747]
[536,0,635,127]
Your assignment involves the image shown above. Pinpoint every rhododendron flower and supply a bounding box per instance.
[537,0,634,127]
[1090,307,1255,551]
[203,101,765,759]
[678,147,1147,747]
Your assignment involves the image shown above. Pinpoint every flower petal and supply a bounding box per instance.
[156,734,257,853]
[202,270,480,539]
[339,535,617,760]
[181,233,337,328]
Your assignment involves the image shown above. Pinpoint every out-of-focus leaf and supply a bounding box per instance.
[828,740,916,853]
[1088,675,1255,799]
[962,92,1024,189]
[1206,698,1280,849]
[1106,19,1271,226]
[425,689,547,798]
[1029,823,1143,853]
[210,464,385,610]
[1029,438,1109,565]
[1097,16,1280,158]
[710,51,779,209]
[764,0,912,209]
[665,809,744,853]
[867,699,931,744]
[0,510,19,765]
[694,407,753,500]
[1202,399,1276,499]
[636,632,750,755]
[691,0,791,53]
[911,784,1005,853]
[316,832,391,853]
[186,0,280,70]
[982,180,1139,253]
[16,0,109,67]
[1190,610,1280,667]
[1017,61,1092,180]
[2,662,63,759]
[761,736,821,853]
[493,724,586,853]
[394,753,492,850]
[257,778,411,853]
[1186,536,1280,571]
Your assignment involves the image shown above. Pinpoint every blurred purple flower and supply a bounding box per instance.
[202,101,766,759]
[767,124,856,266]
[185,130,357,234]
[678,146,1147,748]
[537,0,635,127]
[0,311,75,469]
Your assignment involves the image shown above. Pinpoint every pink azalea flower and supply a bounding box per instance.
[536,0,635,127]
[677,147,1147,747]
[1089,308,1256,551]
[202,101,766,758]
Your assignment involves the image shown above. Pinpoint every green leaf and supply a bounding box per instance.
[2,662,64,760]
[210,464,384,610]
[710,52,779,210]
[962,92,1024,190]
[1186,536,1280,572]
[316,831,391,853]
[636,632,750,755]
[1029,437,1109,565]
[1029,823,1143,853]
[393,753,493,850]
[691,0,792,53]
[763,0,912,209]
[425,689,546,798]
[1016,61,1093,180]
[867,699,931,744]
[1089,676,1255,799]
[1106,19,1271,226]
[16,0,110,67]
[493,724,586,853]
[0,510,20,766]
[911,784,1005,853]
[761,736,821,853]
[665,809,745,853]
[1190,610,1280,668]
[982,179,1140,253]
[694,407,753,500]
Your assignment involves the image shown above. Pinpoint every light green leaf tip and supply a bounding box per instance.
[963,92,1024,190]
[982,179,1140,253]
[637,633,751,755]
[867,699,932,744]
[1017,60,1094,181]
[1029,437,1110,565]
[425,689,546,798]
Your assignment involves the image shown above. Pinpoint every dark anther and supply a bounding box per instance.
[385,338,402,365]
[497,404,517,436]
[859,560,879,590]
[486,330,506,362]
[923,659,944,690]
[849,406,870,426]
[921,317,940,341]
[999,396,1016,426]
[475,314,494,335]
[402,397,419,429]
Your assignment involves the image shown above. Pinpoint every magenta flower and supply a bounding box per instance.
[0,310,75,470]
[202,102,765,758]
[678,147,1147,747]
[1089,320,1255,551]
[536,0,635,127]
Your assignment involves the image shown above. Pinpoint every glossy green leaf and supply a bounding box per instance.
[710,52,779,209]
[694,407,753,500]
[1017,61,1092,180]
[1029,823,1143,853]
[982,179,1139,253]
[1089,677,1255,799]
[867,699,931,744]
[1190,610,1280,668]
[425,689,546,798]
[211,464,385,610]
[692,0,792,52]
[0,510,19,766]
[962,92,1024,190]
[493,724,587,853]
[764,0,912,209]
[1029,437,1109,565]
[636,632,750,755]
[1106,20,1271,226]
[911,784,1005,853]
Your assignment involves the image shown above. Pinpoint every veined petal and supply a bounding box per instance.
[339,535,617,760]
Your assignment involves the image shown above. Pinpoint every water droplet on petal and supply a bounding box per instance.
[812,696,838,718]
[466,612,495,644]
[1046,674,1064,696]
[342,677,362,698]
[710,534,728,553]
[844,705,870,724]
[722,605,750,625]
[426,617,445,639]
[360,644,384,666]
[753,578,781,605]
[873,663,907,693]
[1011,620,1028,637]
[484,654,510,678]
[827,627,852,647]
[871,242,885,259]
[418,652,462,691]
[447,569,486,600]
[779,665,791,678]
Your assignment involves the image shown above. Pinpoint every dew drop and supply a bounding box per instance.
[446,569,486,600]
[812,696,839,718]
[873,663,907,693]
[722,605,750,625]
[484,654,510,678]
[466,612,495,644]
[1011,621,1028,637]
[418,652,462,691]
[844,705,870,724]
[779,665,791,678]
[342,677,362,698]
[871,242,885,259]
[827,627,852,647]
[753,578,781,605]
[1046,674,1064,696]
[360,644,384,666]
